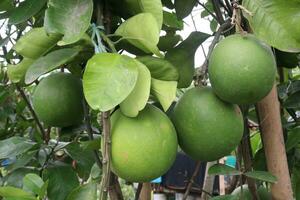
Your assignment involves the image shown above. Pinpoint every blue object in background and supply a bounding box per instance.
[225,156,236,168]
[151,177,162,183]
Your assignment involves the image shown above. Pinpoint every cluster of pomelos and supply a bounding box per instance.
[32,34,276,183]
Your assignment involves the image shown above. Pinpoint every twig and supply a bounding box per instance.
[239,106,259,200]
[195,20,231,85]
[108,173,124,200]
[99,111,112,200]
[16,84,46,142]
[135,183,143,200]
[211,0,225,24]
[196,0,219,23]
[83,101,102,169]
[182,161,201,200]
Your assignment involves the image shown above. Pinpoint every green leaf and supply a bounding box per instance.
[44,0,93,45]
[110,0,163,29]
[243,0,300,52]
[83,53,138,111]
[66,182,97,200]
[7,58,34,84]
[8,150,37,171]
[0,187,35,200]
[8,0,47,24]
[38,180,48,199]
[158,34,182,52]
[210,195,237,200]
[120,60,151,117]
[286,127,300,151]
[165,31,210,88]
[244,171,277,183]
[163,11,184,30]
[25,48,79,84]
[150,78,177,111]
[23,173,44,195]
[283,92,300,109]
[174,0,197,19]
[65,142,95,180]
[208,164,241,176]
[115,13,162,57]
[43,166,79,200]
[14,27,62,59]
[5,168,39,188]
[0,137,35,159]
[0,0,13,12]
[80,138,101,151]
[137,56,179,81]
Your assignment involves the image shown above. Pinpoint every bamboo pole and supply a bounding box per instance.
[256,84,293,200]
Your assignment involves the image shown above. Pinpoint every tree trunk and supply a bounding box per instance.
[139,183,152,200]
[256,84,293,199]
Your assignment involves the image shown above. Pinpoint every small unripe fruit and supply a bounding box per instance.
[33,73,84,127]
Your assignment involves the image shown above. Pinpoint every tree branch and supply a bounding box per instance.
[196,0,219,23]
[135,183,143,200]
[83,101,102,169]
[182,161,201,200]
[16,84,46,142]
[211,0,225,24]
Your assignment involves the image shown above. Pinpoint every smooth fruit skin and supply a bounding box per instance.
[33,73,84,127]
[232,185,271,200]
[111,104,178,182]
[171,87,243,161]
[208,34,276,105]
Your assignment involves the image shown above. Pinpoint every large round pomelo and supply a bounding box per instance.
[33,73,84,127]
[171,87,243,161]
[232,185,271,200]
[208,34,276,105]
[111,104,178,182]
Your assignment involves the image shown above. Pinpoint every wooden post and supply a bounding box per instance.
[139,183,152,200]
[256,84,293,200]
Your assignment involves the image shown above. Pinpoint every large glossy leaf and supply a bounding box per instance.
[43,166,79,200]
[163,11,184,30]
[0,0,13,12]
[120,61,151,117]
[174,0,197,19]
[0,137,35,159]
[137,56,179,81]
[150,78,177,111]
[208,164,241,176]
[243,0,300,52]
[115,13,162,57]
[66,182,97,200]
[283,92,300,109]
[8,0,47,24]
[25,48,79,84]
[65,142,95,180]
[286,127,300,151]
[14,27,62,59]
[83,53,138,111]
[244,171,277,183]
[158,34,182,52]
[110,0,163,29]
[7,58,34,84]
[165,31,210,88]
[44,0,93,45]
[23,173,44,195]
[0,187,35,200]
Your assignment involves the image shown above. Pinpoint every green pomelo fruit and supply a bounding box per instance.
[208,34,276,105]
[111,104,178,182]
[275,49,299,68]
[232,185,271,200]
[33,73,84,127]
[171,87,243,161]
